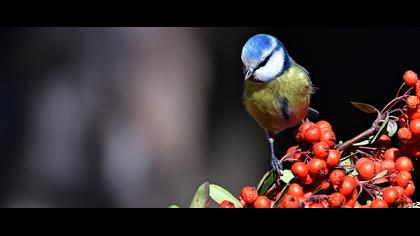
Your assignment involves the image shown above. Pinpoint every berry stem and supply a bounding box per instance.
[304,194,329,203]
[361,184,376,200]
[381,91,412,115]
[356,149,372,157]
[395,82,406,98]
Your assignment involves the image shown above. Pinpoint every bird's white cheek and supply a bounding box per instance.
[254,50,285,82]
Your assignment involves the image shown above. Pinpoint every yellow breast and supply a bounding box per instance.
[243,63,313,134]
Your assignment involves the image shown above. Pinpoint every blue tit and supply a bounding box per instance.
[241,34,318,173]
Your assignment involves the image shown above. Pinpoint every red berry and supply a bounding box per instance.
[304,125,321,143]
[398,128,413,141]
[407,96,420,110]
[403,70,419,87]
[320,129,336,148]
[329,169,346,186]
[297,122,315,141]
[309,203,325,208]
[300,173,317,185]
[320,200,329,208]
[344,198,357,208]
[291,162,309,178]
[316,120,332,131]
[328,192,346,208]
[384,148,400,161]
[394,186,406,197]
[240,186,258,204]
[400,113,409,127]
[281,195,300,208]
[402,197,413,208]
[408,106,420,120]
[395,156,413,172]
[411,143,420,158]
[383,187,400,204]
[253,196,272,208]
[395,171,412,188]
[326,149,341,167]
[286,146,301,160]
[356,159,376,180]
[339,176,357,196]
[287,183,304,197]
[314,177,331,192]
[355,157,371,169]
[377,134,391,147]
[374,161,383,174]
[405,182,415,197]
[349,189,359,201]
[410,119,420,135]
[308,158,327,175]
[219,200,235,208]
[417,80,420,98]
[299,121,315,133]
[370,199,389,208]
[381,159,396,172]
[312,142,330,159]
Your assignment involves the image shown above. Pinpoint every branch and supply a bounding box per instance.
[336,126,378,151]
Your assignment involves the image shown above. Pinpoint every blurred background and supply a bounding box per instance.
[0,27,419,207]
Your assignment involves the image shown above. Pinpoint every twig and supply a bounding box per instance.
[395,82,406,98]
[337,126,378,151]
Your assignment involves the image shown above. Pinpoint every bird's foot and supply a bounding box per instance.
[271,156,283,174]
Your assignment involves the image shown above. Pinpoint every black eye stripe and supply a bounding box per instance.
[256,50,275,70]
[257,55,270,69]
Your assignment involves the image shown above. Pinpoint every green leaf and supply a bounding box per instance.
[340,155,356,174]
[350,168,359,176]
[351,102,379,114]
[387,119,398,137]
[373,177,389,185]
[340,156,353,166]
[353,139,372,147]
[374,170,388,179]
[353,136,374,147]
[168,204,180,208]
[371,115,390,144]
[189,182,210,208]
[257,170,277,195]
[340,152,357,161]
[280,170,295,184]
[209,184,242,208]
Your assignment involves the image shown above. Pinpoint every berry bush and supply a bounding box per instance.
[170,70,420,208]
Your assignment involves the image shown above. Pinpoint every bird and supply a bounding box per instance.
[241,34,317,173]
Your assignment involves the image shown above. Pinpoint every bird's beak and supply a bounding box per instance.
[245,68,254,80]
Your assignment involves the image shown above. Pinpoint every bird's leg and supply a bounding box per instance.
[266,132,282,173]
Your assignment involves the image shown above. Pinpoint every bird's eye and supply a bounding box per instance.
[257,55,270,69]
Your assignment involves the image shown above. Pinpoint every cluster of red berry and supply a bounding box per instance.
[219,70,419,208]
[399,70,420,157]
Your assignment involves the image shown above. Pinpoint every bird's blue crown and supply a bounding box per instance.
[242,34,288,64]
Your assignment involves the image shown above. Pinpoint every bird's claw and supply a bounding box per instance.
[271,156,283,174]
